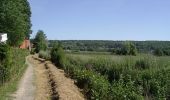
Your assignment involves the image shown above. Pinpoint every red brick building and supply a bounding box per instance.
[19,39,31,51]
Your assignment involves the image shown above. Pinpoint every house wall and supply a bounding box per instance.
[20,39,31,50]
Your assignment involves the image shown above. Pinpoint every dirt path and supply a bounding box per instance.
[30,55,85,100]
[12,56,35,100]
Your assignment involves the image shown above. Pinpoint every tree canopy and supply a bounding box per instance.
[34,30,48,53]
[49,40,170,56]
[0,0,31,46]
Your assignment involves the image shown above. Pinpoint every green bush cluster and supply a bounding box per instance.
[39,50,51,60]
[112,42,137,56]
[0,44,11,84]
[50,44,65,68]
[154,48,170,56]
[30,48,35,55]
[0,44,29,85]
[63,58,110,100]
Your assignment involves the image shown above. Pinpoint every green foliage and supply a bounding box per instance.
[62,54,170,100]
[0,44,11,83]
[39,50,51,60]
[34,30,48,53]
[73,70,110,100]
[111,75,143,100]
[154,48,170,56]
[0,47,29,99]
[0,0,31,46]
[154,48,164,56]
[49,40,170,55]
[135,60,149,70]
[0,45,29,85]
[129,43,138,56]
[114,42,138,56]
[30,48,35,54]
[51,44,65,68]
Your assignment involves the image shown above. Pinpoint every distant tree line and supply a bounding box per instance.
[48,40,170,56]
[154,48,170,56]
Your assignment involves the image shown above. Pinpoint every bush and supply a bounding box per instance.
[113,42,137,56]
[0,44,11,84]
[30,48,35,54]
[39,50,51,60]
[0,45,29,85]
[51,44,65,68]
[154,48,164,56]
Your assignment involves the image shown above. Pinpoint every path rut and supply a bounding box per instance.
[11,55,85,100]
[30,55,85,100]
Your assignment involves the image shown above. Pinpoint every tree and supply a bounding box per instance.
[121,42,131,55]
[50,43,65,68]
[0,0,31,46]
[154,48,164,56]
[129,43,137,55]
[114,42,137,56]
[34,30,47,53]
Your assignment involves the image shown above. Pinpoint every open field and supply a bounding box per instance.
[63,52,170,99]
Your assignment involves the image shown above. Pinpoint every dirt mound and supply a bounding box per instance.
[30,55,85,100]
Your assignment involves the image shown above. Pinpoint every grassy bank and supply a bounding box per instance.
[0,47,29,99]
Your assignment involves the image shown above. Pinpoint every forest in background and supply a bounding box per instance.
[48,40,170,55]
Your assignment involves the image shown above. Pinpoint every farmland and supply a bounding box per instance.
[45,40,170,99]
[1,0,170,99]
[60,52,170,99]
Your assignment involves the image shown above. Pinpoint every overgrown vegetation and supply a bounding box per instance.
[51,52,170,100]
[50,43,65,68]
[0,44,29,98]
[112,42,137,55]
[0,0,31,99]
[49,40,170,55]
[0,44,11,84]
[33,30,48,53]
[38,50,51,60]
[154,48,170,56]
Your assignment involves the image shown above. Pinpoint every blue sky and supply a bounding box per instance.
[28,0,170,40]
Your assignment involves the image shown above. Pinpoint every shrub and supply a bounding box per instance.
[154,48,164,56]
[113,42,137,56]
[0,45,29,85]
[30,48,35,54]
[0,44,11,84]
[51,44,65,68]
[72,69,110,100]
[39,50,51,60]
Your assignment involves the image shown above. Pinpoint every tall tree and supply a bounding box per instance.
[129,43,137,55]
[0,0,31,46]
[34,30,48,53]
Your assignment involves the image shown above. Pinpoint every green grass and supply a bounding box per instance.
[0,48,29,100]
[0,64,27,100]
[64,52,170,99]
